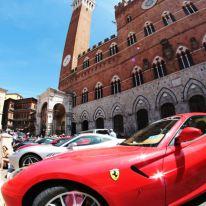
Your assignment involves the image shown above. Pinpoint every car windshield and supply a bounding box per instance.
[53,138,71,147]
[121,117,180,147]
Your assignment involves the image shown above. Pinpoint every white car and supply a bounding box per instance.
[9,133,124,170]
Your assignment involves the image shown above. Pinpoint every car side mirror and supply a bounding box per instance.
[175,127,203,146]
[67,142,77,149]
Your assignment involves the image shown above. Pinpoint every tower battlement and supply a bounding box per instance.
[115,0,134,15]
[73,0,95,11]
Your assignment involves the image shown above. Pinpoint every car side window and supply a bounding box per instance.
[181,116,206,134]
[72,136,101,146]
[101,137,112,142]
[170,116,206,146]
[97,130,109,135]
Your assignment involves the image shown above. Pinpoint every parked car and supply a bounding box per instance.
[13,137,54,152]
[9,133,124,170]
[2,113,206,206]
[79,129,112,135]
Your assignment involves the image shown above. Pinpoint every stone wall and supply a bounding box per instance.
[73,62,206,136]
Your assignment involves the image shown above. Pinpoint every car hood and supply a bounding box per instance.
[43,145,164,170]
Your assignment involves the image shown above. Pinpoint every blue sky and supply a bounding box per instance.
[0,0,119,98]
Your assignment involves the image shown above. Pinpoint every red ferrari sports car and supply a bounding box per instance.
[2,113,206,206]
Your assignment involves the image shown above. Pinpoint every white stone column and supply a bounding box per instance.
[35,113,41,135]
[65,112,72,135]
[46,110,53,136]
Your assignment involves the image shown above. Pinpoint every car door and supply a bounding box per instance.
[163,115,206,205]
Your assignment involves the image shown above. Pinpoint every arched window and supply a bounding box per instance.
[82,88,88,104]
[132,66,144,87]
[182,1,198,15]
[127,32,137,46]
[203,34,206,51]
[144,21,155,36]
[161,103,176,118]
[143,58,150,70]
[126,15,132,23]
[82,120,89,131]
[109,42,118,56]
[111,76,121,95]
[136,109,149,130]
[95,50,103,63]
[96,118,104,129]
[189,95,206,112]
[95,82,103,100]
[72,92,77,107]
[152,56,167,79]
[162,11,176,26]
[83,57,90,69]
[176,46,194,70]
[113,115,124,134]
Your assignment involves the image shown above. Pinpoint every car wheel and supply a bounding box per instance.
[32,186,103,206]
[20,154,42,168]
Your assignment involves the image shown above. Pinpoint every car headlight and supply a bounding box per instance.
[7,168,25,180]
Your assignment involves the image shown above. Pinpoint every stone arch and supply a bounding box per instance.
[152,56,165,64]
[111,75,120,82]
[132,66,142,74]
[80,110,90,121]
[93,107,106,121]
[132,95,150,113]
[155,88,178,108]
[111,103,123,118]
[40,102,48,136]
[95,82,103,88]
[183,78,206,101]
[52,103,66,135]
[110,42,117,48]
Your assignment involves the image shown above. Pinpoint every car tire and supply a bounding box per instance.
[19,154,42,168]
[32,186,105,206]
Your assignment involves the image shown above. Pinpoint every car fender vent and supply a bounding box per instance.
[131,166,149,178]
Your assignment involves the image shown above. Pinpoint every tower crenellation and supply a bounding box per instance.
[73,0,95,11]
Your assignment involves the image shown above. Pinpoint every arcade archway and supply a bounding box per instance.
[136,109,149,130]
[189,95,206,112]
[161,103,176,118]
[40,103,48,136]
[53,104,66,135]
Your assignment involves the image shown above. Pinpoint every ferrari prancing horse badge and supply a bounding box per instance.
[110,169,120,181]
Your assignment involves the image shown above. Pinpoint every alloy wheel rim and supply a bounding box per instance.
[22,156,40,167]
[46,191,101,206]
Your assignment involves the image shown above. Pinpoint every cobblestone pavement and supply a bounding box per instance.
[0,168,206,206]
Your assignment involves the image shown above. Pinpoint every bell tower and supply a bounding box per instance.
[59,0,95,90]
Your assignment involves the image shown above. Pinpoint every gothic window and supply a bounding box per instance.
[95,50,103,63]
[143,58,150,70]
[109,42,118,56]
[111,76,121,95]
[176,46,194,70]
[152,56,167,79]
[83,57,90,69]
[161,103,176,118]
[182,1,198,15]
[95,82,103,100]
[162,11,176,26]
[137,109,149,130]
[82,88,89,104]
[132,66,144,87]
[113,115,124,134]
[144,21,156,36]
[190,37,199,50]
[126,15,132,23]
[127,32,137,46]
[72,92,77,107]
[203,34,206,51]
